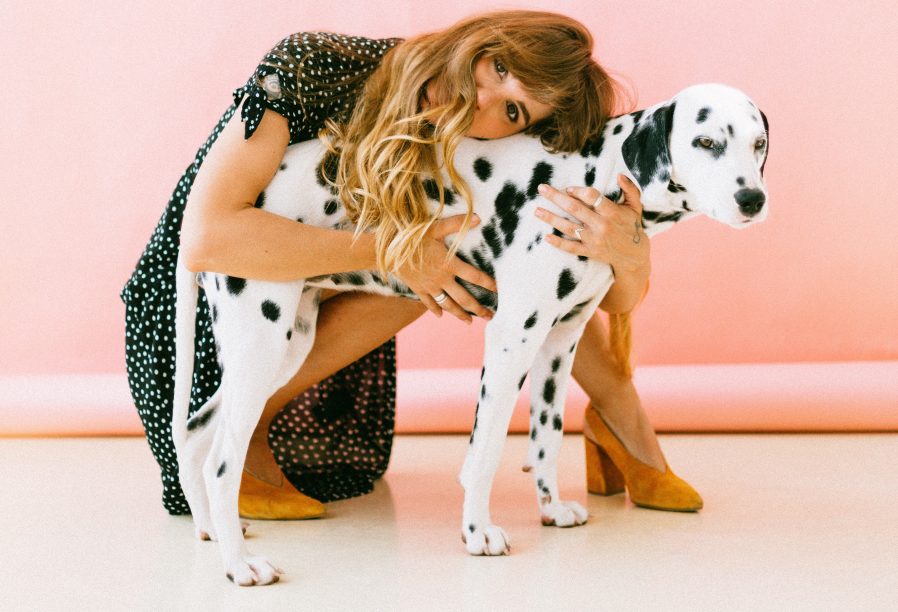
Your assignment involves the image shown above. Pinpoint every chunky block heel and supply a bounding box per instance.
[583,404,703,512]
[584,436,626,495]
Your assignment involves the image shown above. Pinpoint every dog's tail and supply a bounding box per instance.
[171,256,198,452]
[607,279,650,380]
[608,312,634,380]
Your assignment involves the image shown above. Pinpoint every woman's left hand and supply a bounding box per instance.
[535,174,649,276]
[534,174,651,313]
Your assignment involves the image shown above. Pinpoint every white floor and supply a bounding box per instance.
[2,434,896,611]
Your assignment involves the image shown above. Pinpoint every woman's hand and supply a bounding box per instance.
[534,174,651,313]
[395,214,497,323]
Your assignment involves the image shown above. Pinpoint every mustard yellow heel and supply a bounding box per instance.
[238,469,326,520]
[584,435,626,496]
[583,405,703,512]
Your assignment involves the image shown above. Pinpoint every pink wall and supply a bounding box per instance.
[1,0,896,376]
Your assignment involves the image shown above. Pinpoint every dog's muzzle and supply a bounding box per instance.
[735,188,766,218]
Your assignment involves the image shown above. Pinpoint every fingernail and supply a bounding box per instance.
[534,208,544,218]
[565,187,574,194]
[537,183,548,193]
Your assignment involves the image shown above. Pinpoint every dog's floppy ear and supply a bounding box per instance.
[760,109,770,176]
[621,101,676,207]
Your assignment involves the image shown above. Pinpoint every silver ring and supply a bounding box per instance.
[433,291,449,305]
[574,226,584,241]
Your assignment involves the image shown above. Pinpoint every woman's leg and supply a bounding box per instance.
[245,292,426,482]
[571,311,667,472]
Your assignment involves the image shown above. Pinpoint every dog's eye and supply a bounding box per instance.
[754,138,767,151]
[697,137,715,149]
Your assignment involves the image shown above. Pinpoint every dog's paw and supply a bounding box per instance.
[461,523,510,556]
[540,501,588,527]
[225,556,284,586]
[195,522,249,541]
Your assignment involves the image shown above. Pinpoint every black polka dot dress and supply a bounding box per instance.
[121,32,403,515]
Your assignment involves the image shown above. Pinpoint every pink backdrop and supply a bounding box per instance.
[2,0,896,380]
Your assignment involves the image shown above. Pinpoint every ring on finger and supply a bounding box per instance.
[574,226,585,241]
[433,291,449,305]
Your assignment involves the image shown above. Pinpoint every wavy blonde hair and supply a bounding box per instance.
[307,10,621,274]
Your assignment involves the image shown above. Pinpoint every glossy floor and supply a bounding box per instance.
[2,434,896,611]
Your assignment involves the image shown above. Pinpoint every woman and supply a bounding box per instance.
[121,10,701,520]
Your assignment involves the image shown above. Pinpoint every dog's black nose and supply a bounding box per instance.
[735,188,766,217]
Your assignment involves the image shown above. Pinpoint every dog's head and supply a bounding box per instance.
[622,83,770,228]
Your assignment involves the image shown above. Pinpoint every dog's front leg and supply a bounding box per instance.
[525,305,597,528]
[459,313,546,556]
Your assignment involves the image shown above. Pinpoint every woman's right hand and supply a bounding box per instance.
[395,214,497,322]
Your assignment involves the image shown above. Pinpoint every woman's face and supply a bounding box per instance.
[424,55,554,139]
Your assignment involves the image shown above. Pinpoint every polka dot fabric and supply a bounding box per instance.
[121,32,401,514]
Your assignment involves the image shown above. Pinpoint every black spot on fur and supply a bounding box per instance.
[737,177,746,186]
[667,181,687,193]
[530,427,537,440]
[317,152,339,192]
[422,178,455,206]
[214,276,220,291]
[543,378,556,404]
[728,124,735,137]
[556,268,577,300]
[613,124,623,135]
[560,299,590,323]
[643,210,684,225]
[569,343,577,353]
[539,411,548,426]
[226,276,246,296]
[469,523,476,533]
[286,329,292,341]
[324,199,339,215]
[518,374,527,390]
[527,162,554,199]
[253,191,265,209]
[495,182,528,246]
[473,157,492,182]
[551,357,561,373]
[261,300,281,322]
[480,385,486,399]
[482,221,503,258]
[580,132,606,158]
[217,461,227,478]
[471,249,495,279]
[187,406,216,431]
[524,312,538,329]
[211,304,218,323]
[344,272,366,286]
[279,163,287,171]
[584,165,596,187]
[697,107,711,123]
[538,448,545,460]
[552,414,563,431]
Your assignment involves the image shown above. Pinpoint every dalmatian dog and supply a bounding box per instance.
[172,83,769,585]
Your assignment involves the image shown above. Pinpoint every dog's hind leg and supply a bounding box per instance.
[204,283,318,586]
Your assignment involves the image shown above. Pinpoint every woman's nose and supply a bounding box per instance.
[476,87,497,111]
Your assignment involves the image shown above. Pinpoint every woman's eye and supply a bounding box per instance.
[494,58,507,76]
[506,101,519,123]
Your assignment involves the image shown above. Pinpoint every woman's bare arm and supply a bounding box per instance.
[180,102,378,281]
[178,101,495,319]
